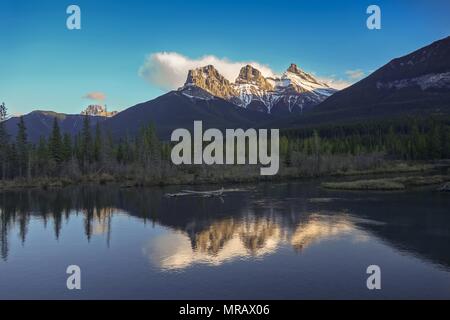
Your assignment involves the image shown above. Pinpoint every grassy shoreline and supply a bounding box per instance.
[322,175,450,191]
[1,161,449,191]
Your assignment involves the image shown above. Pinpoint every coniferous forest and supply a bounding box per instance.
[1,102,449,187]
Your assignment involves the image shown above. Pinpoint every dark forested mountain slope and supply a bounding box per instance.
[4,111,106,142]
[277,36,450,129]
[103,89,273,140]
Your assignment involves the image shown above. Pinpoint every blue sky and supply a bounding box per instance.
[1,0,449,115]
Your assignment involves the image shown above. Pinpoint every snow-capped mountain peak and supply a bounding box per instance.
[179,63,338,115]
[281,64,331,92]
[81,105,117,117]
[286,63,324,84]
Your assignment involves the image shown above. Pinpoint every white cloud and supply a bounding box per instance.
[83,92,106,101]
[316,76,353,90]
[138,51,361,91]
[345,69,365,80]
[138,52,277,90]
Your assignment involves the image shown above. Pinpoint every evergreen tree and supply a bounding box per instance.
[62,134,72,162]
[312,130,321,157]
[36,136,49,174]
[8,144,18,178]
[94,122,102,163]
[0,102,9,180]
[102,129,114,165]
[116,143,124,164]
[49,117,63,164]
[427,122,442,159]
[279,136,291,166]
[16,116,28,177]
[138,123,160,166]
[81,115,93,166]
[0,102,6,122]
[73,134,81,162]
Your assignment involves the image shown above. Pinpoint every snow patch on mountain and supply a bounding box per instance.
[179,63,338,114]
[376,72,450,90]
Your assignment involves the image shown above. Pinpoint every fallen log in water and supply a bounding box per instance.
[437,183,450,192]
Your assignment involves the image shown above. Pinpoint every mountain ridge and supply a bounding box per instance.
[103,88,274,140]
[179,63,337,115]
[4,111,107,143]
[4,36,450,142]
[275,36,450,129]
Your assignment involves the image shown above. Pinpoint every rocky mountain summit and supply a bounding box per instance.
[81,105,118,117]
[180,63,337,115]
[184,65,238,100]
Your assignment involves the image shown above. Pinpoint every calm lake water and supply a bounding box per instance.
[0,180,449,299]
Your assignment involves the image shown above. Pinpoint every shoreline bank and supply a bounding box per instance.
[1,161,449,192]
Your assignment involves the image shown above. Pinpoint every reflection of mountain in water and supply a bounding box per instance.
[145,221,280,270]
[146,217,283,270]
[1,184,449,271]
[290,215,354,252]
[145,214,357,270]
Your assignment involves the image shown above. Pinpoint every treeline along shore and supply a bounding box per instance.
[1,102,450,190]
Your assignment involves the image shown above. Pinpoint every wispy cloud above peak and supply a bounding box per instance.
[138,51,359,91]
[83,92,106,101]
[316,76,353,90]
[345,69,365,80]
[138,52,277,90]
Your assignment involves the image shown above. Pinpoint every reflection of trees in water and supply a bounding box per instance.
[0,187,135,260]
[0,185,357,264]
[0,207,8,260]
[0,185,342,262]
[0,185,173,260]
[2,185,449,270]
